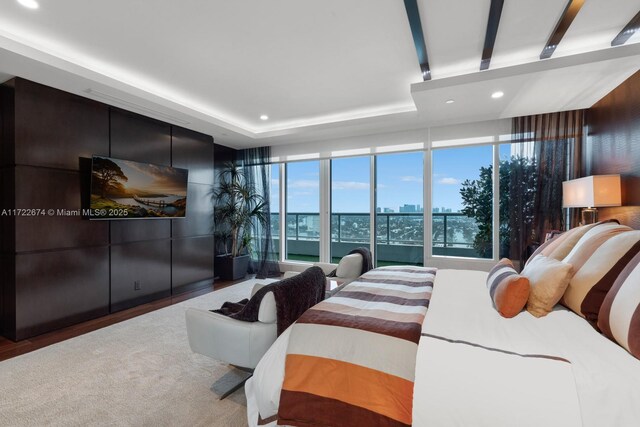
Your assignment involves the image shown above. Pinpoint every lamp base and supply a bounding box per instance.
[581,208,598,225]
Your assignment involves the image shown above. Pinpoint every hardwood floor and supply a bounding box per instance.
[0,276,255,362]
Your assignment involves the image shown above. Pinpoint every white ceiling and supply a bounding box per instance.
[0,0,639,148]
[412,44,640,126]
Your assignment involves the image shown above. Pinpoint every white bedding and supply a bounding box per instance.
[415,335,582,427]
[246,269,640,426]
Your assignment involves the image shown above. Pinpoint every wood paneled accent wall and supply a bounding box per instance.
[585,70,640,230]
[0,78,227,341]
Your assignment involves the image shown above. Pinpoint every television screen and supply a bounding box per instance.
[90,156,188,219]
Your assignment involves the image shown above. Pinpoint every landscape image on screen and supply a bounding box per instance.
[90,156,189,219]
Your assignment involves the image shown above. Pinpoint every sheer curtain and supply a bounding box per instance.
[508,110,584,266]
[240,147,281,278]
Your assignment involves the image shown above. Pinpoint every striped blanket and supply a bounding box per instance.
[277,266,436,427]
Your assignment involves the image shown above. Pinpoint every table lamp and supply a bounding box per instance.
[562,175,622,225]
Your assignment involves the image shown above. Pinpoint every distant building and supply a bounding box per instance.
[399,204,417,213]
[433,207,440,213]
[376,207,381,213]
[383,208,394,213]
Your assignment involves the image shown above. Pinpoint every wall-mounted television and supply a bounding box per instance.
[90,156,188,219]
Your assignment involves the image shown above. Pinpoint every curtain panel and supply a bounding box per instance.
[239,147,281,279]
[508,110,584,267]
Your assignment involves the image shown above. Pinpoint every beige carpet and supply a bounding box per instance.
[0,279,270,427]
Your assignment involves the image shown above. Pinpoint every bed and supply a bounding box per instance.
[245,267,640,427]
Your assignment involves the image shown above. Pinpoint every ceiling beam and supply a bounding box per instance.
[403,0,431,81]
[540,0,585,60]
[611,10,640,46]
[480,0,505,71]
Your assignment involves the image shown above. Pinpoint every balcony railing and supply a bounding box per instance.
[270,212,486,261]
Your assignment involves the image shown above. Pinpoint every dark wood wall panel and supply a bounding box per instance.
[110,109,171,164]
[111,220,171,244]
[110,241,171,312]
[0,83,15,167]
[214,143,237,185]
[13,247,110,341]
[0,256,16,337]
[172,127,214,185]
[1,84,16,337]
[0,77,219,341]
[14,166,109,252]
[586,70,640,229]
[0,168,15,254]
[109,109,173,243]
[14,79,109,170]
[172,236,214,293]
[171,183,213,238]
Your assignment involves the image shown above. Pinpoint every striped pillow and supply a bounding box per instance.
[598,252,640,360]
[561,225,639,325]
[486,259,530,318]
[525,220,619,267]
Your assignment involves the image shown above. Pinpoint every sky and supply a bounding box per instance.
[271,145,507,213]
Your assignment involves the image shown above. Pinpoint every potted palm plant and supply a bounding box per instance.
[213,162,268,280]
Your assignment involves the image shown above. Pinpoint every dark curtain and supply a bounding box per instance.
[508,110,584,267]
[239,147,280,279]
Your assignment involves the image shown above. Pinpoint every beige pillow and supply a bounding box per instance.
[521,255,574,318]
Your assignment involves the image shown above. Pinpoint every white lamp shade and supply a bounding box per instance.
[562,175,622,208]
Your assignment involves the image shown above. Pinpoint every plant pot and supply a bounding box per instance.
[215,254,250,281]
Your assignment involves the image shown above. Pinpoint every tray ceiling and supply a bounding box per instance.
[0,0,638,148]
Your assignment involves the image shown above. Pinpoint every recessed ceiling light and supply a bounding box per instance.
[445,99,455,104]
[260,115,269,121]
[17,0,39,9]
[491,91,504,99]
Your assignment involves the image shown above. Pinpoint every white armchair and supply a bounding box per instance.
[185,283,277,398]
[283,253,365,294]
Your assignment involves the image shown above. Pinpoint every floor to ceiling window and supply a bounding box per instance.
[270,163,281,260]
[272,142,505,267]
[286,160,320,262]
[331,156,371,263]
[432,145,493,259]
[375,152,424,266]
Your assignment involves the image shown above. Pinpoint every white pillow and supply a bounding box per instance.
[336,253,363,279]
[251,283,276,323]
[258,291,276,323]
[521,255,574,318]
